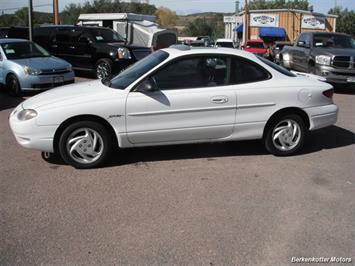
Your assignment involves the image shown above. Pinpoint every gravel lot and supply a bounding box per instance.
[0,79,354,266]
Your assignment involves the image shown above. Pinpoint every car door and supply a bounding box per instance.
[70,29,93,69]
[125,55,237,144]
[298,33,312,72]
[0,48,4,84]
[55,27,77,66]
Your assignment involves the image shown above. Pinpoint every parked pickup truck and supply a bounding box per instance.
[280,32,355,85]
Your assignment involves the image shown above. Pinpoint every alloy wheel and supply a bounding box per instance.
[66,128,104,164]
[272,119,301,151]
[96,62,110,79]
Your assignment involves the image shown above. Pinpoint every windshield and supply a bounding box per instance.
[88,28,125,43]
[246,42,265,49]
[109,50,169,90]
[1,41,50,59]
[257,56,296,77]
[217,42,234,48]
[313,34,354,48]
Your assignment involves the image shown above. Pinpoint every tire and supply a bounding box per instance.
[264,114,306,156]
[58,121,112,169]
[6,74,22,96]
[95,59,113,79]
[41,152,62,164]
[308,62,316,74]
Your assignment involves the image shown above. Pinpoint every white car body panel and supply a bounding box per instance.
[9,48,338,153]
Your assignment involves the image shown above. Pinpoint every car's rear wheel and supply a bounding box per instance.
[6,74,22,96]
[95,59,112,79]
[264,114,306,156]
[58,121,112,169]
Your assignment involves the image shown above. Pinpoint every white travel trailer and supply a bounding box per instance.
[77,13,177,50]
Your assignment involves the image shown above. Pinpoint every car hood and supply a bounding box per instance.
[12,56,70,69]
[22,80,119,109]
[314,48,355,57]
[245,48,267,54]
[107,43,151,50]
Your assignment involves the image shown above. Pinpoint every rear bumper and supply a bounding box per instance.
[304,104,338,130]
[315,65,355,85]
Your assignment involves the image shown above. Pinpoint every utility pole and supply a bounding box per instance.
[53,0,59,24]
[243,0,249,45]
[28,0,33,41]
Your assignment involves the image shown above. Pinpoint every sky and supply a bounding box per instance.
[0,0,354,15]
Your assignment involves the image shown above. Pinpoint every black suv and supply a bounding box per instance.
[33,25,152,78]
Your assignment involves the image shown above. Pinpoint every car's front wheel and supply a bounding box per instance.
[264,115,306,156]
[95,59,113,79]
[58,121,112,169]
[6,74,22,96]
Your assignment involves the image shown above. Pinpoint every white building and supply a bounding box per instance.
[224,15,243,42]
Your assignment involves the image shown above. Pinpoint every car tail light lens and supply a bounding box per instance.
[323,89,334,98]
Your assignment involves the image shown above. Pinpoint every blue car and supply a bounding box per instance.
[0,38,75,95]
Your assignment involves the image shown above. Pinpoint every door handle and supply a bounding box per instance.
[211,96,228,104]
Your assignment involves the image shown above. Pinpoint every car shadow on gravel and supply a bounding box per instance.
[0,90,24,111]
[102,125,355,168]
[42,126,354,168]
[334,84,355,95]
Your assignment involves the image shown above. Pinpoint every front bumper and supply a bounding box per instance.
[315,65,355,85]
[304,104,338,131]
[19,71,75,91]
[9,105,58,152]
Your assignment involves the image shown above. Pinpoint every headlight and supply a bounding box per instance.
[117,48,132,59]
[316,55,331,66]
[17,109,37,121]
[283,53,290,61]
[23,66,42,75]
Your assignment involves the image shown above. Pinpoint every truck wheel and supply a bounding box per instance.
[6,74,22,96]
[264,114,306,156]
[58,121,112,169]
[95,59,112,79]
[308,62,316,74]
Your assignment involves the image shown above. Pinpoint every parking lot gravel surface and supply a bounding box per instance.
[0,80,354,265]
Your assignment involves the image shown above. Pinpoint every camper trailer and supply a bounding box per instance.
[78,13,177,50]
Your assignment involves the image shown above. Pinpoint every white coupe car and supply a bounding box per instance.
[9,46,338,168]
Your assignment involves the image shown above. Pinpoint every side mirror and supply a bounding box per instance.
[135,79,158,93]
[297,41,305,47]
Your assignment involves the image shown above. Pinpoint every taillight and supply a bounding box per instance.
[323,89,334,98]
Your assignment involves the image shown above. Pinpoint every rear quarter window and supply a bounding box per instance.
[257,56,296,77]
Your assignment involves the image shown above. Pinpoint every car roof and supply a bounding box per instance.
[38,25,111,30]
[247,39,264,43]
[215,39,233,42]
[0,38,29,44]
[304,32,351,37]
[163,46,257,60]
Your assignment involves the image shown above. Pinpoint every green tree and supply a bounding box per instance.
[248,0,309,10]
[328,7,355,36]
[185,14,224,39]
[60,0,157,24]
[155,7,177,27]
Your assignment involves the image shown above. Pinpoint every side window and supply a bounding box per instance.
[55,28,72,42]
[304,33,311,47]
[229,56,270,84]
[297,33,306,46]
[152,56,228,90]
